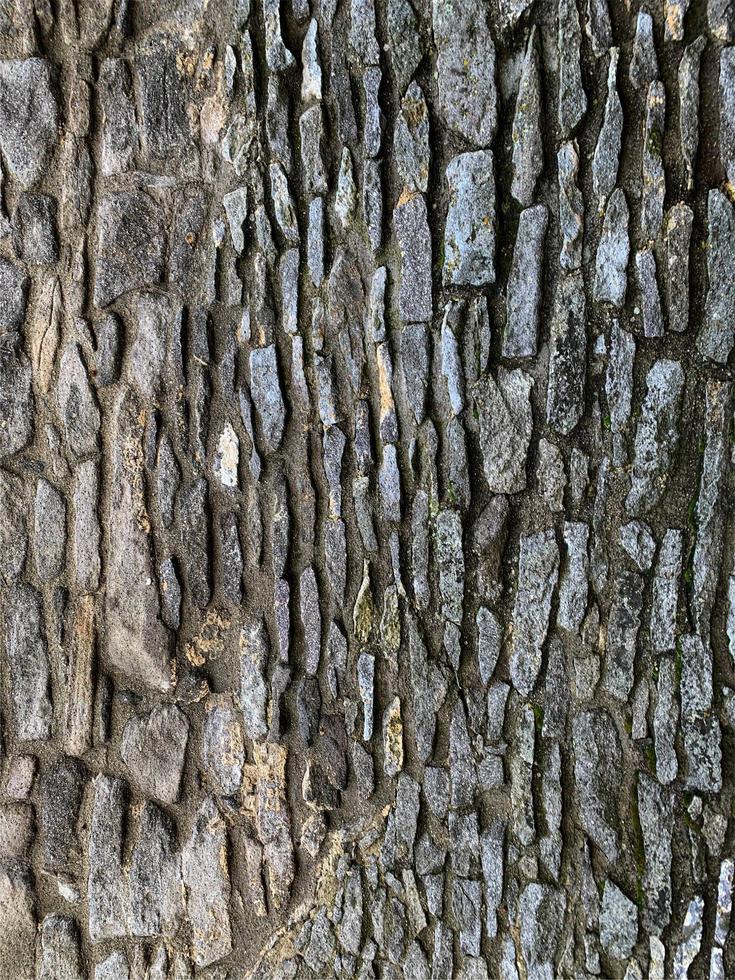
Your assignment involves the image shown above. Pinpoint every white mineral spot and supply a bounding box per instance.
[215,423,240,488]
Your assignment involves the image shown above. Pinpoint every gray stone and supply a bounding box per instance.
[586,0,612,55]
[679,37,706,190]
[300,106,327,196]
[120,704,189,804]
[518,883,566,980]
[387,0,423,95]
[94,192,165,307]
[88,775,127,940]
[395,82,429,195]
[511,29,543,207]
[629,11,658,90]
[558,0,587,136]
[98,59,136,175]
[510,530,559,696]
[626,360,684,515]
[573,708,622,862]
[475,367,533,493]
[594,187,629,307]
[0,59,58,188]
[699,190,735,363]
[600,881,638,960]
[720,49,735,188]
[270,163,299,242]
[250,345,286,452]
[38,757,85,872]
[239,617,269,740]
[653,657,679,785]
[665,203,693,333]
[128,803,182,937]
[602,570,643,700]
[433,0,496,146]
[443,150,495,287]
[0,260,27,334]
[650,529,682,652]
[14,193,58,264]
[178,478,211,608]
[691,379,731,639]
[58,342,100,457]
[558,142,583,270]
[394,195,432,322]
[547,270,586,435]
[606,320,635,435]
[641,82,666,241]
[510,704,536,845]
[34,478,66,582]
[449,699,476,807]
[202,695,244,796]
[94,312,122,386]
[0,869,36,978]
[504,204,547,358]
[137,36,193,164]
[620,520,655,572]
[5,583,51,741]
[37,914,84,980]
[0,468,26,583]
[680,634,721,793]
[636,249,663,338]
[0,334,34,458]
[157,558,181,630]
[592,49,622,209]
[673,895,704,978]
[638,772,673,934]
[73,459,100,593]
[182,797,232,967]
[408,617,447,762]
[0,802,33,863]
[537,438,566,512]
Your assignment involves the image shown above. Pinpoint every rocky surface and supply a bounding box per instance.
[0,0,731,977]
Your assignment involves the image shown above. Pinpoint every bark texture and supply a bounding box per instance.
[0,0,732,976]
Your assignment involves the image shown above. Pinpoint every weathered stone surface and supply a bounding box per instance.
[547,271,587,435]
[443,151,495,287]
[518,883,565,979]
[0,334,34,458]
[626,359,684,515]
[512,29,543,207]
[698,190,735,363]
[600,881,638,960]
[504,204,547,358]
[0,59,58,188]
[433,0,496,146]
[128,803,182,938]
[0,5,727,978]
[183,797,232,967]
[94,192,165,307]
[594,187,629,307]
[573,708,622,862]
[679,36,706,190]
[0,868,36,978]
[593,49,622,208]
[5,582,52,741]
[474,367,533,493]
[37,914,84,980]
[510,530,560,696]
[120,704,189,804]
[105,391,172,690]
[88,775,127,941]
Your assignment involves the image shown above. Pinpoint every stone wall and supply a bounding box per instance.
[0,0,732,975]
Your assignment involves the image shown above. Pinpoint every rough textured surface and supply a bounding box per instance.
[0,0,731,977]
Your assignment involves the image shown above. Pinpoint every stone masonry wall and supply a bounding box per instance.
[0,0,733,976]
